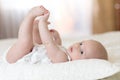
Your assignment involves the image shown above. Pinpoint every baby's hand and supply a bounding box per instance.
[28,6,47,18]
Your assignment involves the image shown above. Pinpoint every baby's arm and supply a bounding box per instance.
[38,10,68,63]
[6,6,46,63]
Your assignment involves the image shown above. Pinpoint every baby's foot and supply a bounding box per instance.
[28,6,47,18]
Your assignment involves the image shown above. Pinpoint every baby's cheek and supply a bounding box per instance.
[70,53,78,60]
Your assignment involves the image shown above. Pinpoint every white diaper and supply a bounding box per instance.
[17,44,52,64]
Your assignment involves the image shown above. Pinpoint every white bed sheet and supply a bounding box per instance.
[0,31,120,80]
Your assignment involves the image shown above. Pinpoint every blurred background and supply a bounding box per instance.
[0,0,120,39]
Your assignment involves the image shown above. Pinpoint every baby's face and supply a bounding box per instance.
[67,40,108,61]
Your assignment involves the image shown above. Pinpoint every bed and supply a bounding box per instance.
[0,31,120,80]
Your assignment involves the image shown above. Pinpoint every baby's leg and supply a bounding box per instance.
[6,14,35,63]
[6,6,46,63]
[33,20,42,44]
[6,16,34,63]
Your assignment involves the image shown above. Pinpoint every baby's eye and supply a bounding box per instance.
[81,51,83,54]
[80,43,82,45]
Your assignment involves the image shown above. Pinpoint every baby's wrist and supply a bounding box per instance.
[39,19,48,24]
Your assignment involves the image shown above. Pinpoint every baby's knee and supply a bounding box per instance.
[49,29,62,45]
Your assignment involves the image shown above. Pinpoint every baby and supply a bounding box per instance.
[5,6,108,64]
